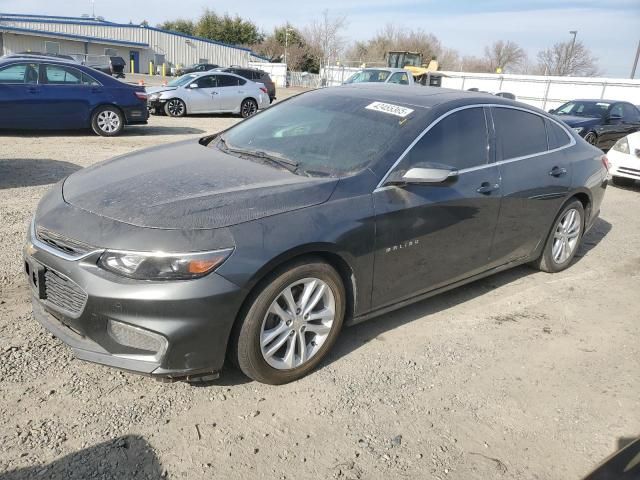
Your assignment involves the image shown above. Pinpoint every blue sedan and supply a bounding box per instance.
[0,55,148,136]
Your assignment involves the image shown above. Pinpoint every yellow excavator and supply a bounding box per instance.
[386,51,444,86]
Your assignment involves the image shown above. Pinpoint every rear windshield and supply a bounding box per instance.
[219,91,424,176]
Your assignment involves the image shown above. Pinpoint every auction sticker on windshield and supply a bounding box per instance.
[365,102,414,118]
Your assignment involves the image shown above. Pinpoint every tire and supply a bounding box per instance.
[531,200,585,273]
[164,98,186,117]
[612,176,635,187]
[240,98,258,118]
[232,259,345,385]
[91,106,124,137]
[583,131,598,146]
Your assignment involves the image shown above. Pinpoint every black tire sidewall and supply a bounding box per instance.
[235,260,345,384]
[541,200,585,272]
[91,106,124,136]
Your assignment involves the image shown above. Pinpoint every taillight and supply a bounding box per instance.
[601,155,610,171]
[134,91,147,101]
[259,87,267,94]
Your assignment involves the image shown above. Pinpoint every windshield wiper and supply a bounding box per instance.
[218,137,299,173]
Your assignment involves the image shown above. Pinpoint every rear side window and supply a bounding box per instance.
[43,65,89,85]
[493,107,548,159]
[545,119,571,150]
[406,107,489,170]
[218,75,241,87]
[0,63,39,84]
[388,72,410,85]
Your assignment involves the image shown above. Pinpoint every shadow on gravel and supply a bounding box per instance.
[0,126,205,137]
[0,435,163,480]
[324,216,612,369]
[121,126,206,136]
[0,159,81,189]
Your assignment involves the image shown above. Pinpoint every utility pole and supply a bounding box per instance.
[632,39,640,79]
[283,24,293,68]
[567,30,577,76]
[90,0,96,19]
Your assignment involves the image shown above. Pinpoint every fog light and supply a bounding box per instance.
[107,320,168,362]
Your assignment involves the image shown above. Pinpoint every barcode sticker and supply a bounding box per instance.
[365,101,414,118]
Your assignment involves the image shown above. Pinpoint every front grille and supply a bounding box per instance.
[44,270,88,315]
[618,166,640,178]
[36,226,93,257]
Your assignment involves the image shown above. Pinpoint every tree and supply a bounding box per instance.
[158,19,196,36]
[195,9,264,45]
[304,10,348,72]
[255,25,318,71]
[484,40,526,73]
[537,40,600,76]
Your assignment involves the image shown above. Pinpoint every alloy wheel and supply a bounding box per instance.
[552,208,581,264]
[260,278,335,370]
[96,110,121,133]
[241,100,258,118]
[584,132,597,146]
[167,99,185,117]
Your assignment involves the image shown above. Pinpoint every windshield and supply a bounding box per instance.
[168,74,198,87]
[218,91,423,177]
[345,70,391,84]
[555,101,610,118]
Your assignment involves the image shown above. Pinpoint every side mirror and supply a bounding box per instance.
[189,83,199,89]
[401,167,458,184]
[548,108,556,114]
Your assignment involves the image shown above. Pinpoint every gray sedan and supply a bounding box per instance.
[147,71,269,118]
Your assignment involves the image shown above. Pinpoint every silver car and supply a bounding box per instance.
[147,71,269,118]
[343,68,414,86]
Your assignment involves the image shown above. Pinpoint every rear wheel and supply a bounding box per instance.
[240,98,258,118]
[233,260,345,384]
[612,176,635,187]
[91,106,124,136]
[164,98,186,117]
[531,200,584,273]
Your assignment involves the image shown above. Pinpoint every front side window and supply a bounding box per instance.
[610,104,624,118]
[555,101,609,118]
[493,107,548,159]
[388,72,409,85]
[403,107,489,170]
[195,75,217,88]
[0,63,39,84]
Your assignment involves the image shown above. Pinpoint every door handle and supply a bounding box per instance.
[549,166,567,177]
[476,182,500,195]
[211,92,219,95]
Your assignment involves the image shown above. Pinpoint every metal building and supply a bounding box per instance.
[0,13,267,74]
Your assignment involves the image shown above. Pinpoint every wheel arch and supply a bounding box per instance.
[90,103,125,125]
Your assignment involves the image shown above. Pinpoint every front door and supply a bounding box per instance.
[186,74,219,113]
[372,106,502,308]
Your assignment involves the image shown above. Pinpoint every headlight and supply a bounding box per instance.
[149,94,159,101]
[98,248,233,280]
[573,127,585,134]
[611,137,630,154]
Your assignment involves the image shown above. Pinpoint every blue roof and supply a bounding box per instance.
[0,13,254,53]
[0,24,149,47]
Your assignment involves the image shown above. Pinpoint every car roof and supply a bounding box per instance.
[219,66,267,73]
[570,99,628,104]
[361,67,409,73]
[1,54,78,64]
[189,70,250,80]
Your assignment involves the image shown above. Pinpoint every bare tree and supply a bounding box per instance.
[304,10,348,73]
[537,40,600,76]
[484,40,526,73]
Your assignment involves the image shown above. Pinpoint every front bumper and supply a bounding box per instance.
[24,224,244,379]
[607,150,640,180]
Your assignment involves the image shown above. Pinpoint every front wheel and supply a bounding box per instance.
[240,98,258,118]
[583,131,598,146]
[233,260,345,384]
[91,106,124,136]
[531,200,584,273]
[164,98,186,117]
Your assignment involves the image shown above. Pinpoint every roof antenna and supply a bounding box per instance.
[90,0,95,19]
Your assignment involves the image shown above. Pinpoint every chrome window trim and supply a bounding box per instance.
[42,62,103,87]
[376,103,576,190]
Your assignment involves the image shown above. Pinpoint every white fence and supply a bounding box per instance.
[317,66,640,110]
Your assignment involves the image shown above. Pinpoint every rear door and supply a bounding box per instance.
[622,103,640,135]
[372,106,502,308]
[216,74,246,111]
[490,107,573,265]
[0,62,41,129]
[38,64,100,128]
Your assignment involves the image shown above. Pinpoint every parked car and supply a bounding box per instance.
[175,63,219,76]
[147,71,269,118]
[25,85,608,384]
[214,67,277,102]
[607,131,640,187]
[87,56,126,78]
[0,56,148,136]
[550,99,640,150]
[344,68,414,86]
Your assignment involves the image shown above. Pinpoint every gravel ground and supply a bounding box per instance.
[0,94,639,479]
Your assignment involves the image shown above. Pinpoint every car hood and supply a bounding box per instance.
[553,115,601,128]
[146,86,177,95]
[62,140,338,230]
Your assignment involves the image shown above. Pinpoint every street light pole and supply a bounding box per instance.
[567,30,578,76]
[631,39,640,79]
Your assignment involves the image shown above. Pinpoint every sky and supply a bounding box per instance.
[1,0,639,77]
